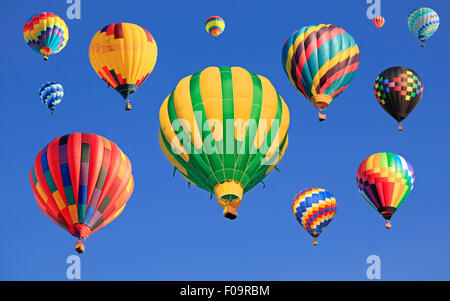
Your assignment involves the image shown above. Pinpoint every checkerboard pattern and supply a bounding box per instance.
[374,70,423,104]
[292,188,337,239]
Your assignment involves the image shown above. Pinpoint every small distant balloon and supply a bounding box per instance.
[408,7,439,47]
[205,16,225,38]
[372,16,385,30]
[292,188,337,246]
[39,81,64,115]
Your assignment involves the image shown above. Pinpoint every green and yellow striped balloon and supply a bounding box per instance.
[159,66,290,219]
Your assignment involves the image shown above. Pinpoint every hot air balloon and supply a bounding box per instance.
[408,7,439,47]
[374,66,423,130]
[356,152,415,229]
[292,188,337,246]
[30,133,134,253]
[159,66,289,220]
[89,23,158,111]
[205,16,225,38]
[282,24,359,121]
[23,12,69,61]
[39,81,64,115]
[372,16,385,30]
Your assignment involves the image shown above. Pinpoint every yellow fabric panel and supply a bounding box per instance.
[253,75,279,149]
[231,67,254,142]
[173,75,203,150]
[199,67,224,142]
[52,191,66,211]
[68,204,78,224]
[36,183,49,203]
[159,95,190,162]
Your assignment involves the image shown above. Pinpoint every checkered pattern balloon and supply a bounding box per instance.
[292,188,337,243]
[39,81,64,114]
[408,7,439,46]
[374,66,423,128]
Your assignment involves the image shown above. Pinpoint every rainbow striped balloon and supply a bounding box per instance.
[282,24,359,120]
[356,152,415,228]
[292,188,337,245]
[23,12,69,60]
[408,7,439,47]
[205,16,225,38]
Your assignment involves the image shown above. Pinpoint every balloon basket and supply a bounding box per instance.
[313,240,318,246]
[318,111,326,121]
[223,206,237,220]
[385,221,391,229]
[75,240,85,254]
[125,102,132,111]
[398,125,403,131]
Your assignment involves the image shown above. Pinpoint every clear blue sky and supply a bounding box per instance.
[1,0,449,281]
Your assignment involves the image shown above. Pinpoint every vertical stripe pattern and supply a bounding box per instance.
[30,133,134,240]
[159,66,289,211]
[356,152,415,220]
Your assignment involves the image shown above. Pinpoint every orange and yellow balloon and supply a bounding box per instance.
[205,16,225,38]
[89,23,158,110]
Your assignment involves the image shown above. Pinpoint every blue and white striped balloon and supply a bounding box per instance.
[39,81,64,114]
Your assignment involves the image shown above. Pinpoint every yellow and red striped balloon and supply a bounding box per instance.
[373,16,385,30]
[205,16,225,38]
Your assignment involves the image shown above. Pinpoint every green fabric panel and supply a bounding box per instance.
[64,186,76,206]
[189,71,225,183]
[167,89,217,188]
[242,92,283,187]
[234,72,263,183]
[44,171,57,193]
[160,129,213,192]
[219,67,236,180]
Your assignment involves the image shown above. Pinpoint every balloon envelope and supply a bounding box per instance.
[23,12,69,60]
[159,66,289,219]
[30,133,134,252]
[408,7,439,46]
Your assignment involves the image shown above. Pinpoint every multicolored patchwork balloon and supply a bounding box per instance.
[30,133,134,253]
[205,16,225,38]
[282,24,359,121]
[39,81,64,115]
[356,152,415,229]
[89,23,158,110]
[372,16,385,30]
[408,7,439,47]
[159,66,289,220]
[292,188,337,246]
[374,66,423,130]
[23,12,69,61]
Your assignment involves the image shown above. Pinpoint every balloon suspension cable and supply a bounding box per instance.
[187,182,191,188]
[385,220,392,229]
[125,100,132,111]
[261,181,266,189]
[275,166,280,172]
[172,167,177,177]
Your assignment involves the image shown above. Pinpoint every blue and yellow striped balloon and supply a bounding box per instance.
[408,8,439,47]
[205,16,225,38]
[292,188,337,245]
[39,81,64,115]
[282,24,359,121]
